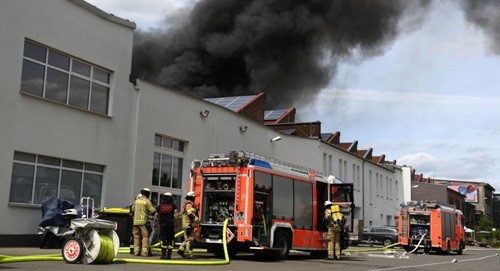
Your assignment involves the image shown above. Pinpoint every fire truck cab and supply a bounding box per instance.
[398,201,465,254]
[188,151,354,259]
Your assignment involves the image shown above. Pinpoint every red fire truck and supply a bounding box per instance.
[188,151,354,259]
[398,201,465,254]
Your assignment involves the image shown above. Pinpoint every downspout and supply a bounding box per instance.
[129,80,141,201]
[362,160,365,225]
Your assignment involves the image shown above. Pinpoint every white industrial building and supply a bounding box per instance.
[0,0,411,245]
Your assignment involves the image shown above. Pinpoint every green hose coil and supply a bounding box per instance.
[94,234,114,264]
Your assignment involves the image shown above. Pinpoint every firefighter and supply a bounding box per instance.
[154,192,178,259]
[324,200,342,260]
[132,188,156,257]
[177,191,198,259]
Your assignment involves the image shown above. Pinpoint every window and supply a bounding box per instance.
[352,165,356,189]
[389,178,393,199]
[152,134,185,189]
[21,40,111,115]
[294,180,313,229]
[395,180,399,200]
[338,159,343,180]
[376,173,379,197]
[9,151,104,206]
[343,161,347,181]
[328,155,332,175]
[369,170,373,204]
[386,177,389,198]
[323,153,327,173]
[356,165,360,192]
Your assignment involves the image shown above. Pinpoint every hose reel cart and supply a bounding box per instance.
[61,197,120,264]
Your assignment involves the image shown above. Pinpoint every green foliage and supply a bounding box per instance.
[474,216,494,231]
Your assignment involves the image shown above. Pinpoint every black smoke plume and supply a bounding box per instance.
[132,0,428,106]
[463,0,500,54]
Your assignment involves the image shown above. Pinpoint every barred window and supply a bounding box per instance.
[21,40,111,115]
[9,151,104,206]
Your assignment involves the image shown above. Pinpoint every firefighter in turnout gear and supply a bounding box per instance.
[132,188,156,257]
[324,201,343,260]
[177,191,198,259]
[154,192,178,259]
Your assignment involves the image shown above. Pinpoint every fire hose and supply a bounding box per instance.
[401,232,427,258]
[343,242,402,253]
[0,219,230,266]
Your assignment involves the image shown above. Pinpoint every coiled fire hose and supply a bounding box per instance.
[0,219,230,266]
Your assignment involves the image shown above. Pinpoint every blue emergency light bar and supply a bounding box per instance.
[249,158,272,169]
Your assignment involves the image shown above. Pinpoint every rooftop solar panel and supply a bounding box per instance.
[279,129,295,135]
[204,95,256,112]
[320,133,333,141]
[264,109,288,121]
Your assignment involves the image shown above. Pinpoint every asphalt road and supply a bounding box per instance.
[1,247,498,271]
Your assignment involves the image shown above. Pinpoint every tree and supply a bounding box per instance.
[475,215,494,231]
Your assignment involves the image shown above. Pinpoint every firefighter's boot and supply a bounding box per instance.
[167,249,172,259]
[160,248,167,259]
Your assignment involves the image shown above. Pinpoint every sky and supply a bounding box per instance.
[87,0,500,191]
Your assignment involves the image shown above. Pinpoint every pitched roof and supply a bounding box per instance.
[372,154,386,164]
[204,94,258,112]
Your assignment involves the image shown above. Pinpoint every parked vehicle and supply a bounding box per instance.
[464,227,475,245]
[188,151,354,259]
[398,201,465,254]
[353,226,398,247]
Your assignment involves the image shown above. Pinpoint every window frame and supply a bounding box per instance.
[9,151,105,207]
[152,134,185,192]
[21,39,112,116]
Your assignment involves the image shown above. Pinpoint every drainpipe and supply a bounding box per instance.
[362,160,365,226]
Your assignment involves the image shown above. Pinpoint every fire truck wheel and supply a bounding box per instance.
[273,231,291,260]
[62,237,83,263]
[456,242,464,255]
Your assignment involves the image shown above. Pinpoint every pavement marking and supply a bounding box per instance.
[367,254,395,258]
[366,254,498,271]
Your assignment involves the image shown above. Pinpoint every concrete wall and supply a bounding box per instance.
[0,0,136,234]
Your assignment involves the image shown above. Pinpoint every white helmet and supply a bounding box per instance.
[164,192,173,197]
[136,194,142,199]
[142,188,151,192]
[324,200,333,206]
[187,191,196,197]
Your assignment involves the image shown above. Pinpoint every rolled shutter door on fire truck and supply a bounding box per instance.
[293,180,313,229]
[273,175,293,219]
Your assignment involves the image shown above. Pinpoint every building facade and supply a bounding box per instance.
[0,0,407,245]
[430,179,496,220]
